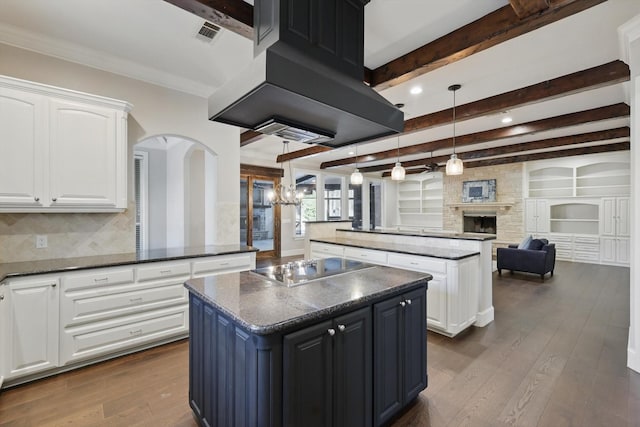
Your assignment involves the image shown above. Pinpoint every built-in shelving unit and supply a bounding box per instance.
[397,173,443,228]
[524,153,630,266]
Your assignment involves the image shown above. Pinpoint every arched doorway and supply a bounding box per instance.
[134,135,217,251]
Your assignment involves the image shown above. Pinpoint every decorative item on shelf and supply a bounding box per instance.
[350,143,363,185]
[462,179,497,203]
[268,140,302,206]
[391,136,406,181]
[446,84,463,176]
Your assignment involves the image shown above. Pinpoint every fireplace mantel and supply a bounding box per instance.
[448,202,513,211]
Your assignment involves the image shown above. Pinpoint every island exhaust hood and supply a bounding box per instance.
[208,0,404,148]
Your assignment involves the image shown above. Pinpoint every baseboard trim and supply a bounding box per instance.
[474,306,495,327]
[628,347,640,374]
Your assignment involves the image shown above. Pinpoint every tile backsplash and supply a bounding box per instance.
[0,202,135,263]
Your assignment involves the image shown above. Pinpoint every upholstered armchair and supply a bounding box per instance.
[496,238,556,281]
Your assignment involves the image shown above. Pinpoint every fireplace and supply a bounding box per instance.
[463,211,497,234]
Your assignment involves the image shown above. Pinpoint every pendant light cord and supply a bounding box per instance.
[452,88,456,155]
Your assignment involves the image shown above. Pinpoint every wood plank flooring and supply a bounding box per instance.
[1,260,638,426]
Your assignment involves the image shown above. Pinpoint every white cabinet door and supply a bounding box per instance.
[6,277,59,379]
[309,242,345,259]
[0,87,45,207]
[616,197,630,237]
[601,198,616,236]
[48,99,118,207]
[525,199,548,233]
[426,274,447,331]
[0,285,6,386]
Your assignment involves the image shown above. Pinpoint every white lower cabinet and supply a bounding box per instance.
[1,251,256,387]
[310,241,481,337]
[4,276,59,380]
[600,237,630,266]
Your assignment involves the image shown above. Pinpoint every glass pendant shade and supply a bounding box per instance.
[350,169,363,185]
[445,153,463,176]
[391,162,406,180]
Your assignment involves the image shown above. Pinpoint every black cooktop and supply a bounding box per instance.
[251,257,374,287]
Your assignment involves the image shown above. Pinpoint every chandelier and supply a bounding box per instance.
[268,141,302,206]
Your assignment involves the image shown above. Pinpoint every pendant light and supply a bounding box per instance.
[350,144,363,185]
[391,136,406,181]
[445,84,463,176]
[268,141,302,206]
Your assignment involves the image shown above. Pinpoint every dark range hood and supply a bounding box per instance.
[208,0,404,148]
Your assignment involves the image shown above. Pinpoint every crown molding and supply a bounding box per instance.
[0,22,215,97]
[618,14,640,64]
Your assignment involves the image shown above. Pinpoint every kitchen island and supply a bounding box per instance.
[184,259,431,427]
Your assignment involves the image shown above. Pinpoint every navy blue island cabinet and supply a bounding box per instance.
[188,282,427,427]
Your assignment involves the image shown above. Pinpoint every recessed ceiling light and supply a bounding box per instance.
[410,86,423,95]
[501,116,513,124]
[348,151,355,155]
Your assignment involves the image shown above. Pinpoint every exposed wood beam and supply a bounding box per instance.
[509,0,549,18]
[382,142,630,176]
[240,130,263,147]
[281,61,629,162]
[362,127,629,173]
[321,103,630,169]
[163,0,253,39]
[369,0,606,90]
[404,60,629,133]
[276,145,333,163]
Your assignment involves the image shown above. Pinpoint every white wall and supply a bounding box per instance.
[622,15,640,374]
[0,42,241,256]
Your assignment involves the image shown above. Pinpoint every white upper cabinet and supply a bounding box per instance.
[0,75,132,212]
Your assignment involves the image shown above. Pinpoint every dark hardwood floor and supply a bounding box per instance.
[0,260,637,426]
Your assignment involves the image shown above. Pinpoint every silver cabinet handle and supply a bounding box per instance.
[160,270,172,274]
[94,277,108,282]
[337,324,346,332]
[406,299,412,305]
[400,301,406,307]
[52,198,57,202]
[0,295,4,301]
[328,328,336,336]
[34,197,40,202]
[51,283,57,288]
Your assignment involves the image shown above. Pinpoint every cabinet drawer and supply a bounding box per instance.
[60,305,188,365]
[574,251,600,261]
[309,243,344,258]
[192,254,253,277]
[574,243,599,253]
[343,247,387,264]
[387,253,446,274]
[136,261,190,282]
[554,242,572,251]
[574,236,599,244]
[556,249,572,260]
[63,268,134,291]
[550,234,572,243]
[61,282,187,327]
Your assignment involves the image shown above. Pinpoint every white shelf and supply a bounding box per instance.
[397,174,443,229]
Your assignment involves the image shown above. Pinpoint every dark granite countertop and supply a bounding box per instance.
[336,228,496,241]
[311,237,480,260]
[0,245,258,282]
[185,265,430,335]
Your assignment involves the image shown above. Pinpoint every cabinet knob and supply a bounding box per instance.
[327,328,336,336]
[34,197,40,202]
[406,299,412,305]
[0,295,4,301]
[52,198,57,202]
[337,324,346,332]
[51,283,57,288]
[400,301,406,307]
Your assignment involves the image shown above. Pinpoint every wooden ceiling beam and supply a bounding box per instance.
[404,60,628,133]
[509,0,550,18]
[362,127,629,173]
[163,0,253,39]
[369,0,606,90]
[321,103,630,169]
[382,142,630,176]
[276,145,333,163]
[282,61,629,162]
[240,130,263,147]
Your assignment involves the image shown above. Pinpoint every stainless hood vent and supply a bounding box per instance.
[208,0,404,148]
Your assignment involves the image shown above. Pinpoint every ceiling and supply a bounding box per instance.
[0,0,637,176]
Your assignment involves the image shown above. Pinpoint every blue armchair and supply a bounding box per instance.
[497,238,556,281]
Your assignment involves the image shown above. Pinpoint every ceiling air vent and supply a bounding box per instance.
[196,21,220,42]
